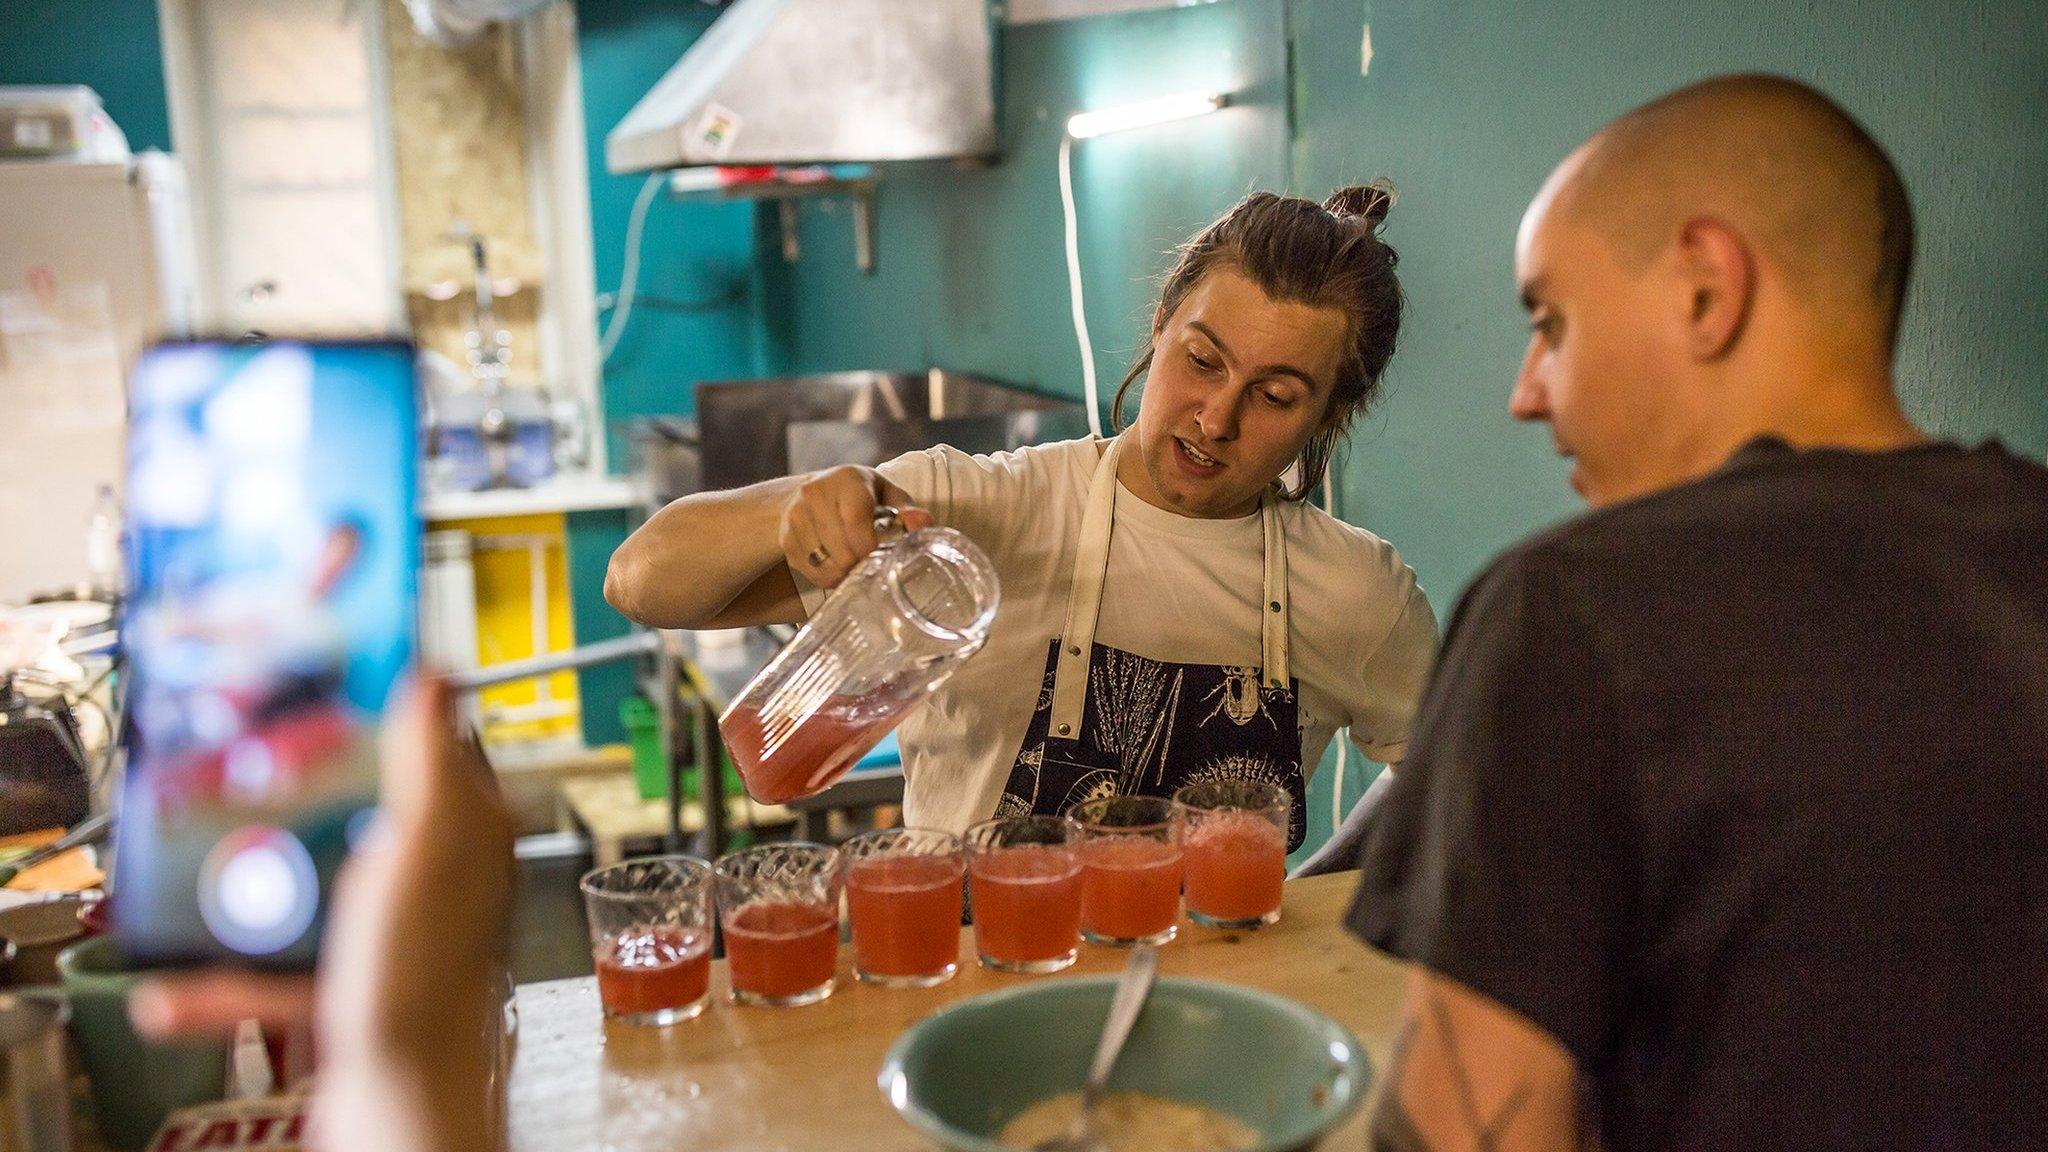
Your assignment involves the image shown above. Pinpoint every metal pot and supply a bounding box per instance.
[629,416,701,503]
[0,902,84,990]
[0,688,90,839]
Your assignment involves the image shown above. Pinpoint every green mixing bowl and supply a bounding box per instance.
[879,976,1370,1151]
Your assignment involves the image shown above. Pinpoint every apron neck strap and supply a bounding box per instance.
[1048,436,1291,738]
[1261,485,1291,689]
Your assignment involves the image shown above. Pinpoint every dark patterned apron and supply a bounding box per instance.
[995,436,1308,849]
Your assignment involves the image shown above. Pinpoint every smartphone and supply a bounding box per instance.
[113,338,418,967]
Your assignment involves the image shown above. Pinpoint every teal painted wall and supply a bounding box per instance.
[754,0,2048,629]
[0,0,172,152]
[1292,0,2048,635]
[576,0,767,465]
[571,1,780,744]
[567,507,635,746]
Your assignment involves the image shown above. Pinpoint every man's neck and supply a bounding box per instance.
[1621,372,1927,506]
[1747,374,1925,454]
[1703,362,1926,464]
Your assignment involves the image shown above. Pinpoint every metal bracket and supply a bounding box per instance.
[769,181,876,274]
[851,183,875,274]
[673,174,879,275]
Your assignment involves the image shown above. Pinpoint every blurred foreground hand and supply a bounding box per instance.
[131,676,516,1152]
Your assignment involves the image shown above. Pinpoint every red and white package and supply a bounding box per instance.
[144,1095,308,1152]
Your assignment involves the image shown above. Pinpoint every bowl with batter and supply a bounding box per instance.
[879,976,1368,1151]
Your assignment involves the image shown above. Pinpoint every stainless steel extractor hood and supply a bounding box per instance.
[605,0,997,174]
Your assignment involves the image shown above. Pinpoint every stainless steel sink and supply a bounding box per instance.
[693,370,1089,492]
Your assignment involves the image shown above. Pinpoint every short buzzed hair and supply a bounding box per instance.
[1563,75,1916,348]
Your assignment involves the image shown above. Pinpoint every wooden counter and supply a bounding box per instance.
[507,872,1406,1151]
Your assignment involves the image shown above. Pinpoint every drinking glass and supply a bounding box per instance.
[714,842,843,1007]
[580,855,715,1025]
[1069,795,1183,947]
[964,815,1083,973]
[1174,780,1289,928]
[842,827,964,987]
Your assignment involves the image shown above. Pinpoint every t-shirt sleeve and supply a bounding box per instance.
[795,445,1007,616]
[874,445,949,522]
[877,443,1025,560]
[1345,550,1632,1068]
[1346,580,1440,764]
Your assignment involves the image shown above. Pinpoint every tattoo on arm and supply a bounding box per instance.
[1368,983,1540,1152]
[1370,1012,1431,1152]
[1428,983,1534,1148]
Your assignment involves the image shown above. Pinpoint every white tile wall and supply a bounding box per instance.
[170,0,400,334]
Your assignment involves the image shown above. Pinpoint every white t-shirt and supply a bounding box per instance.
[799,435,1439,836]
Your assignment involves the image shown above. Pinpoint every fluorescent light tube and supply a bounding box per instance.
[1065,91,1227,140]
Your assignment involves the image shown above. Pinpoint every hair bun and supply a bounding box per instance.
[1324,181,1396,230]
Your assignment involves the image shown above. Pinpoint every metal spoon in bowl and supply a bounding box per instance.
[1035,943,1160,1152]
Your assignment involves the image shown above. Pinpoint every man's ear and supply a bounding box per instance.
[1674,216,1755,362]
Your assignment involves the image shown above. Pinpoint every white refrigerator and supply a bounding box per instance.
[0,153,195,601]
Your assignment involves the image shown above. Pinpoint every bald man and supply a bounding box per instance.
[1348,76,2048,1151]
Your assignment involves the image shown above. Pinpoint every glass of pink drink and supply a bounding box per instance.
[842,827,965,987]
[964,815,1084,973]
[1069,796,1184,947]
[714,842,843,1007]
[580,855,715,1025]
[1174,780,1290,928]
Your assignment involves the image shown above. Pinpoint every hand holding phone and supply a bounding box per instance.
[115,339,419,967]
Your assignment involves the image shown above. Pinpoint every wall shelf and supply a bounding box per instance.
[668,169,879,274]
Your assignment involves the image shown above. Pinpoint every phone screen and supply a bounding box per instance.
[114,339,418,966]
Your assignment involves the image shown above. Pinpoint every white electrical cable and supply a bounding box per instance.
[597,171,665,364]
[1331,726,1351,832]
[1058,135,1104,438]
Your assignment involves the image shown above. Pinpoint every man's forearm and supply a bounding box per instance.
[605,477,801,629]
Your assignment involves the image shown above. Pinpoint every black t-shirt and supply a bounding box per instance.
[1349,438,2048,1151]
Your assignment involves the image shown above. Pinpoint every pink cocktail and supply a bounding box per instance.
[965,817,1083,973]
[1070,796,1182,947]
[844,828,965,987]
[594,927,711,1020]
[580,855,715,1025]
[724,900,840,1004]
[1175,780,1290,928]
[715,842,843,1007]
[721,698,896,805]
[1078,836,1184,943]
